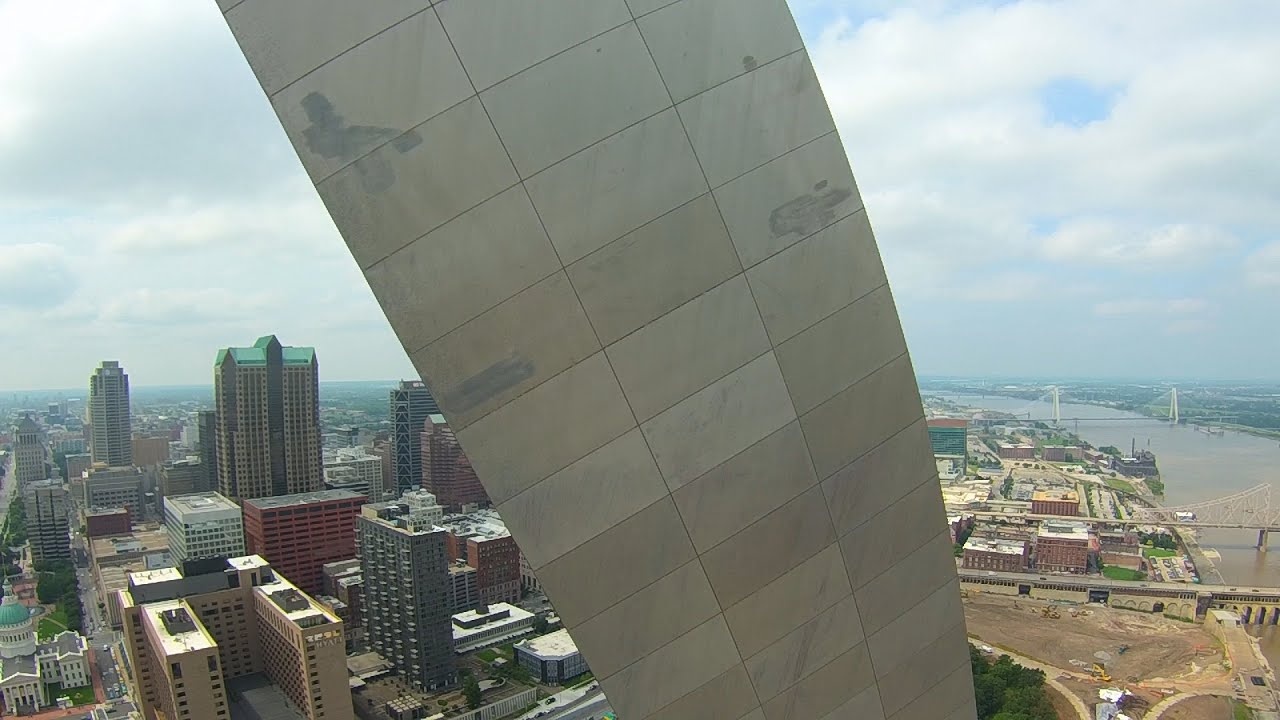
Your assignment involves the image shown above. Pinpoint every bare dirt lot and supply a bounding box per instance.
[963,591,1228,684]
[1161,695,1237,719]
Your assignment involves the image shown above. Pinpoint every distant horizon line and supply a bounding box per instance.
[4,373,1277,396]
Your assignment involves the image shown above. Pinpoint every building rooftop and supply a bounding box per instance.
[91,528,169,561]
[256,575,341,629]
[452,603,533,640]
[1039,521,1091,541]
[323,448,379,464]
[215,335,315,367]
[164,492,239,515]
[227,555,271,572]
[927,418,969,428]
[515,629,578,660]
[442,508,510,540]
[38,630,87,658]
[130,567,184,586]
[244,489,365,509]
[143,601,216,655]
[963,538,1026,556]
[1032,489,1079,503]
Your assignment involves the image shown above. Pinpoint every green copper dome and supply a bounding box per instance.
[0,582,31,627]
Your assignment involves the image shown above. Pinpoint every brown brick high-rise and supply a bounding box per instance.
[421,414,488,510]
[215,335,322,501]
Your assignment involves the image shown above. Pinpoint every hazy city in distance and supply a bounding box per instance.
[2,2,1279,720]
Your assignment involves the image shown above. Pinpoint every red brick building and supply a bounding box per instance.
[443,510,520,606]
[242,489,365,595]
[1035,522,1091,574]
[998,443,1035,460]
[422,415,489,510]
[961,538,1028,572]
[85,507,131,537]
[1031,490,1079,517]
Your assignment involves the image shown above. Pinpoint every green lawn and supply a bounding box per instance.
[1233,698,1254,720]
[58,685,96,706]
[1102,566,1146,581]
[1143,547,1178,558]
[46,607,70,627]
[1105,477,1137,494]
[37,617,66,641]
[476,649,499,663]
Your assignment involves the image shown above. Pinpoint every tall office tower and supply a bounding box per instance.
[120,556,353,720]
[389,380,439,496]
[214,335,322,501]
[163,493,245,565]
[356,493,455,691]
[243,489,365,595]
[12,416,47,490]
[23,480,70,565]
[196,410,219,493]
[421,415,488,511]
[89,361,132,466]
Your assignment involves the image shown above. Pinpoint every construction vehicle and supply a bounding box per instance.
[1091,664,1112,682]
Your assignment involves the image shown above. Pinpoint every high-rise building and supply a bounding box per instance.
[12,416,47,490]
[83,465,145,519]
[421,415,488,511]
[130,434,171,468]
[197,410,219,492]
[242,489,365,595]
[163,493,245,565]
[214,335,322,501]
[927,418,968,460]
[23,480,70,565]
[390,380,439,496]
[119,555,353,720]
[89,361,132,466]
[357,492,455,691]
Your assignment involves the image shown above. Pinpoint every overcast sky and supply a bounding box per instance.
[1,1,1277,391]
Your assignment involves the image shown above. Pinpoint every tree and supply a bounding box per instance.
[531,615,550,634]
[969,645,1056,720]
[463,675,482,710]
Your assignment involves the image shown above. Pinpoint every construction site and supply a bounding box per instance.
[962,590,1251,717]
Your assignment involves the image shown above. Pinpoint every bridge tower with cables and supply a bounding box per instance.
[1169,387,1179,425]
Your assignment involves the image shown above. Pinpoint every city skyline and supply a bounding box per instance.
[2,0,1279,390]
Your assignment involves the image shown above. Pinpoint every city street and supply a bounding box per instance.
[72,523,135,717]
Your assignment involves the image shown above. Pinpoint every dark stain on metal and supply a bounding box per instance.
[301,92,399,161]
[301,92,421,193]
[448,355,536,413]
[742,55,758,71]
[768,181,854,239]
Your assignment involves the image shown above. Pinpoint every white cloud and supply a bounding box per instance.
[1092,298,1208,317]
[96,288,276,327]
[0,243,75,307]
[1,0,1278,385]
[810,0,1280,274]
[1245,242,1280,288]
[103,193,340,256]
[1042,221,1237,266]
